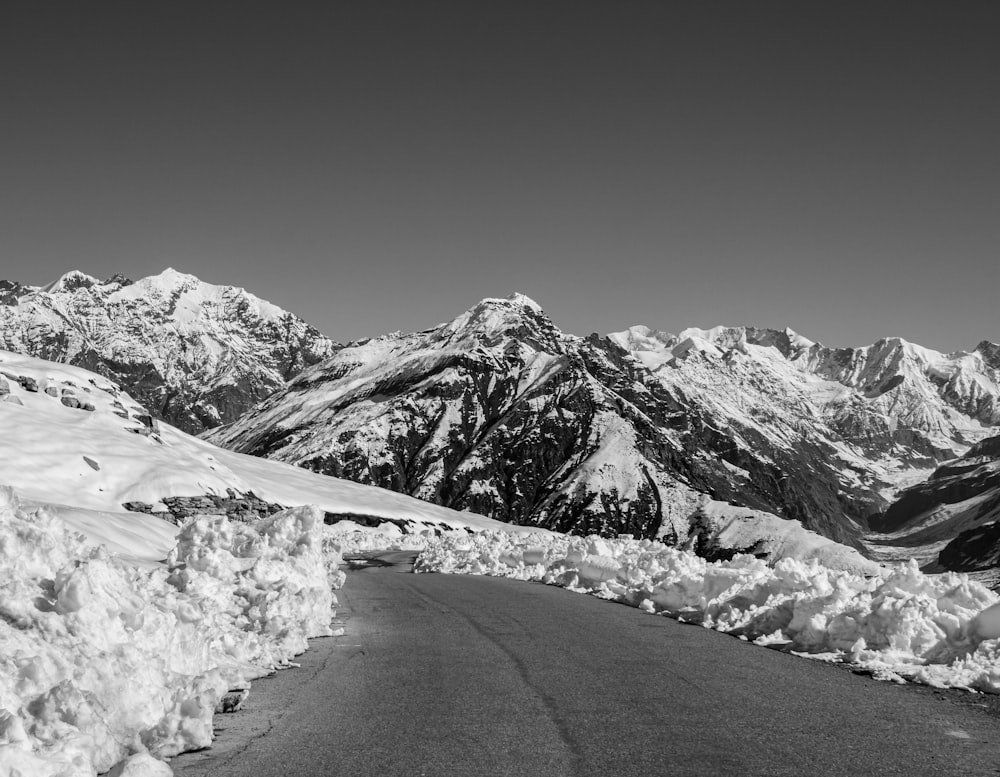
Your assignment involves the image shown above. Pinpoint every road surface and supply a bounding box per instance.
[173,551,1000,776]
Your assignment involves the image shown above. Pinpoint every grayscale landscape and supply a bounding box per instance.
[1,3,999,776]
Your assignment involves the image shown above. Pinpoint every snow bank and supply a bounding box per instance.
[324,522,442,554]
[416,531,1000,692]
[0,487,343,776]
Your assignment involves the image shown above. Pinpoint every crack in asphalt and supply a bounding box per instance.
[401,577,579,777]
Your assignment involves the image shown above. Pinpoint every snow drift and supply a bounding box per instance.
[416,531,1000,692]
[0,487,342,776]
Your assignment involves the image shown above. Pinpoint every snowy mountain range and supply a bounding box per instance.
[0,269,335,433]
[205,292,1000,572]
[2,270,998,574]
[5,270,1000,775]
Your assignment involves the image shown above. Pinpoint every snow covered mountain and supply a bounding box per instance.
[0,268,336,433]
[207,294,1000,552]
[611,325,999,462]
[209,294,709,538]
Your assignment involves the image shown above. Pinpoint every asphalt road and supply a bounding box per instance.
[173,552,1000,777]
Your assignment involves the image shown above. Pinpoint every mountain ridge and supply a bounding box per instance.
[0,268,337,433]
[4,272,998,571]
[206,292,1000,554]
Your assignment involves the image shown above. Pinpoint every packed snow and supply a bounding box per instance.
[416,531,1000,693]
[0,486,343,777]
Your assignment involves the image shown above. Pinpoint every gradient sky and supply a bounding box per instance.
[1,2,997,351]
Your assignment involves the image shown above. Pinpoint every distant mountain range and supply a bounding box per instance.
[0,269,335,433]
[3,270,999,574]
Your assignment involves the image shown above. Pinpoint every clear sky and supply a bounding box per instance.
[1,2,997,351]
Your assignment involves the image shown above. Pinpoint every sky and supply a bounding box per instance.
[1,2,997,351]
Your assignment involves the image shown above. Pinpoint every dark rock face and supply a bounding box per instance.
[938,518,1000,572]
[0,280,31,305]
[978,341,1000,371]
[0,269,336,433]
[122,489,286,525]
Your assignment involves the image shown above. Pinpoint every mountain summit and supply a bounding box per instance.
[0,268,336,432]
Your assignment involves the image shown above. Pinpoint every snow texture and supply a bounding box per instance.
[0,487,342,776]
[416,531,1000,693]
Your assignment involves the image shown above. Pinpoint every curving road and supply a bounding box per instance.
[173,552,1000,777]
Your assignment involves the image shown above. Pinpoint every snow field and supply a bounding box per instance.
[415,531,1000,692]
[0,487,344,777]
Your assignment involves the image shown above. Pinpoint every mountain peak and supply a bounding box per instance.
[782,327,817,349]
[502,292,543,311]
[0,269,336,433]
[469,292,544,314]
[455,293,549,325]
[38,270,100,294]
[103,272,133,287]
[140,267,202,291]
[432,293,562,352]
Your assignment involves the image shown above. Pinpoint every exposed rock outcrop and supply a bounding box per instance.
[122,490,286,525]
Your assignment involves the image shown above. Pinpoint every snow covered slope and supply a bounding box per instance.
[0,269,336,433]
[0,349,516,535]
[868,434,1000,577]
